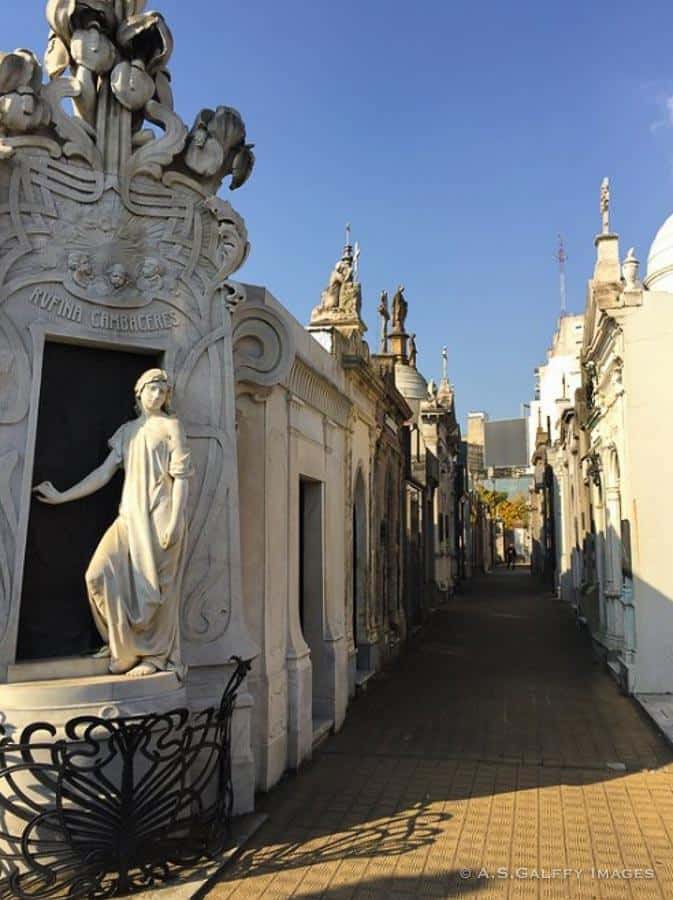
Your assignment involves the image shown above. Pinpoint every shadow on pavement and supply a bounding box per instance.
[210,571,673,897]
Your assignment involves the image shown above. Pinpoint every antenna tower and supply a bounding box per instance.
[556,234,567,317]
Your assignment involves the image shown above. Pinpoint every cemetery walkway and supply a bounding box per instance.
[210,571,673,899]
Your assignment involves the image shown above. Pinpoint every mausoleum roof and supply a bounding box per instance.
[645,212,673,291]
[394,362,428,401]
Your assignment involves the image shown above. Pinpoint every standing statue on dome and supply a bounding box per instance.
[391,284,408,333]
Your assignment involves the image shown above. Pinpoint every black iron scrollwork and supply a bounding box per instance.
[0,657,251,899]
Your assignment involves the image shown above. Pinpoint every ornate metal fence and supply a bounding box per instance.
[0,658,251,899]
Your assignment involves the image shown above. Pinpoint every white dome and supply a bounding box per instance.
[645,212,673,291]
[394,362,428,401]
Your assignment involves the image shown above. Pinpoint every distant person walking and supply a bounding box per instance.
[506,544,516,570]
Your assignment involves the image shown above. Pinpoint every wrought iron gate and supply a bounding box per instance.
[0,658,251,899]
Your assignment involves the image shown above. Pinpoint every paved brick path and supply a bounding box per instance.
[210,571,673,899]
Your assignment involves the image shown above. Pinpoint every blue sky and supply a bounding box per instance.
[5,1,673,424]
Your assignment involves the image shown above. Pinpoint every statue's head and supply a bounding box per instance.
[134,368,171,415]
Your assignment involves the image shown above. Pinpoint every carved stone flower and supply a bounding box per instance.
[0,50,50,133]
[0,50,42,95]
[116,12,173,75]
[111,59,155,111]
[46,0,118,43]
[70,25,117,74]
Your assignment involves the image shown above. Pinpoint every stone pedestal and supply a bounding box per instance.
[0,662,186,733]
[388,330,409,362]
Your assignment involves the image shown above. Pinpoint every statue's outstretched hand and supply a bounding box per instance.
[33,481,64,505]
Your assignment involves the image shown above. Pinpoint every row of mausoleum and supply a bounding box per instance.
[234,236,476,796]
[529,180,673,709]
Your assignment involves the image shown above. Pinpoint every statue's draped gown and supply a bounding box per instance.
[85,415,192,673]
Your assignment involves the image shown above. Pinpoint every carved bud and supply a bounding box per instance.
[111,59,155,111]
[70,26,116,74]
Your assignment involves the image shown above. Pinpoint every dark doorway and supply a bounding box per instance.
[17,341,161,661]
[299,477,327,718]
[352,470,367,666]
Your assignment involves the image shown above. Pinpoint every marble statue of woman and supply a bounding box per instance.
[33,369,192,678]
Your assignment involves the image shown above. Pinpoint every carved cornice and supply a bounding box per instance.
[285,356,352,428]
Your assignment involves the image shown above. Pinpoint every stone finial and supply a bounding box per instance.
[622,246,639,290]
[600,177,610,235]
[441,346,448,381]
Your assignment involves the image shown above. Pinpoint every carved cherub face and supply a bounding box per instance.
[68,252,92,276]
[107,264,129,289]
[141,257,160,278]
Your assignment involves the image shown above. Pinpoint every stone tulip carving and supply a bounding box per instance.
[0,0,254,194]
[46,0,118,43]
[0,50,50,133]
[116,13,173,75]
[111,59,155,111]
[184,106,255,189]
[70,25,117,74]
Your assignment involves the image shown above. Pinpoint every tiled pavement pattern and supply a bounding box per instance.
[210,572,673,899]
